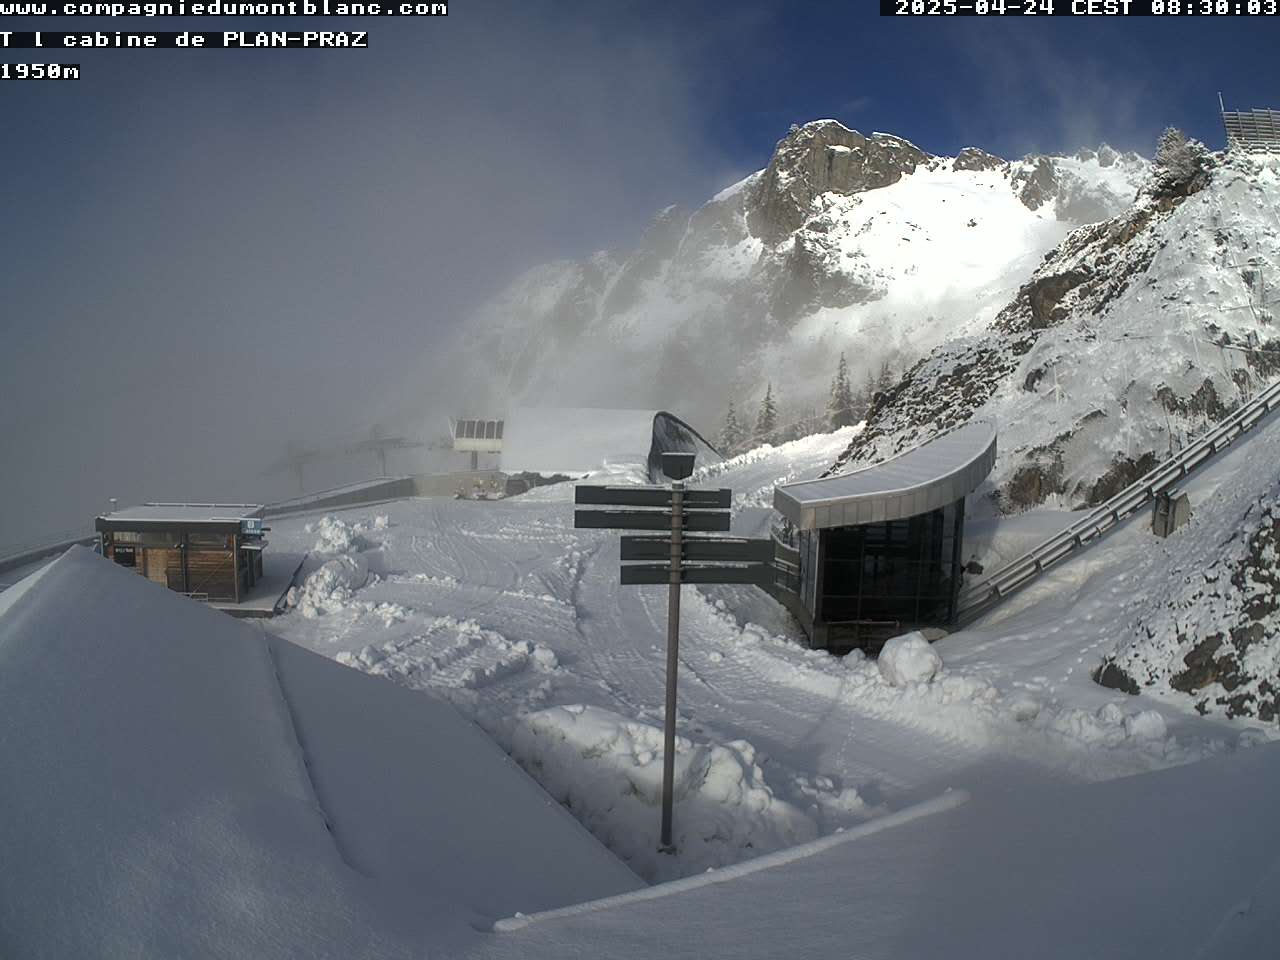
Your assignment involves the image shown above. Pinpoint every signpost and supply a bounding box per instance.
[573,451,775,853]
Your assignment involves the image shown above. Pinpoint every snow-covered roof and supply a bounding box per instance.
[98,502,266,524]
[500,407,720,481]
[0,548,640,956]
[774,421,997,529]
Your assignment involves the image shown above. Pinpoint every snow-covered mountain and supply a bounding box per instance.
[461,120,1147,430]
[829,140,1278,512]
[822,136,1280,721]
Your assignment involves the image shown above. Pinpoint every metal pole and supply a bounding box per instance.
[659,480,683,853]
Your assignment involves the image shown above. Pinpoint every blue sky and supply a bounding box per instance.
[0,0,1275,543]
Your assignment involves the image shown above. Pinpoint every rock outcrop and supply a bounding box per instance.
[746,121,930,242]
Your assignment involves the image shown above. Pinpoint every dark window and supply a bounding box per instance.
[495,421,504,439]
[112,544,137,568]
[485,420,496,439]
[819,504,962,627]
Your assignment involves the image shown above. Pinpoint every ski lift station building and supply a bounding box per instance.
[95,503,269,604]
[772,421,997,652]
[452,408,721,483]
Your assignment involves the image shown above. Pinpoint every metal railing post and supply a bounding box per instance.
[659,480,683,853]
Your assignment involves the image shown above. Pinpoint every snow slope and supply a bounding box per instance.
[265,425,1262,884]
[1097,410,1280,722]
[475,742,1280,960]
[0,547,640,958]
[5,417,1280,954]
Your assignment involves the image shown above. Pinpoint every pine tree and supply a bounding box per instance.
[853,367,879,421]
[826,352,856,429]
[876,359,894,393]
[1152,126,1209,195]
[755,382,778,445]
[719,399,743,454]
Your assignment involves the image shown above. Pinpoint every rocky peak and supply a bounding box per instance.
[1011,155,1059,211]
[746,119,930,243]
[954,146,1007,172]
[1009,147,1150,224]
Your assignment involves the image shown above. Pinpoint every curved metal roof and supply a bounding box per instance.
[774,421,997,530]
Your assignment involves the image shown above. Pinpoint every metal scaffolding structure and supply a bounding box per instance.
[1221,103,1280,154]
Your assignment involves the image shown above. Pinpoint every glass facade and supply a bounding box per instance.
[815,500,964,629]
[455,419,504,441]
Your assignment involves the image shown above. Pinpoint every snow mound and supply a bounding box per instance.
[878,631,942,686]
[290,553,369,618]
[305,513,389,555]
[702,604,1204,778]
[306,514,365,554]
[510,705,820,882]
[286,514,406,624]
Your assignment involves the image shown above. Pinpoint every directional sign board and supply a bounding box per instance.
[570,475,772,854]
[620,535,773,563]
[576,486,730,509]
[620,563,774,586]
[574,509,731,532]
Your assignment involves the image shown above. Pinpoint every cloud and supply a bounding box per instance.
[0,8,733,547]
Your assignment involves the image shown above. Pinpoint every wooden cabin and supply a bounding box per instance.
[95,504,268,604]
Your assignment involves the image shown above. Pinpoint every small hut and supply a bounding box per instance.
[95,503,267,604]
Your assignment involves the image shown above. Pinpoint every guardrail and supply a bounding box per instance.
[0,533,97,577]
[957,374,1280,623]
[0,526,95,564]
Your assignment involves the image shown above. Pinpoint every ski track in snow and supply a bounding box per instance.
[264,430,1259,879]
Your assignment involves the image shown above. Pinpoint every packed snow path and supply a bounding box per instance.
[266,431,1258,881]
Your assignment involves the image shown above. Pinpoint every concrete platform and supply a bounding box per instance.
[210,551,306,619]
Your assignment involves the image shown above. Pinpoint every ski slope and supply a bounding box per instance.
[266,427,1267,883]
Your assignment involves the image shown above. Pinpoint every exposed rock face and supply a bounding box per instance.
[746,121,930,243]
[954,147,1006,172]
[1008,144,1148,224]
[1099,488,1280,723]
[764,226,882,325]
[1011,156,1059,211]
[601,205,687,317]
[1027,268,1093,329]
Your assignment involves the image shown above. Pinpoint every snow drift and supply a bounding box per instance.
[509,705,837,881]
